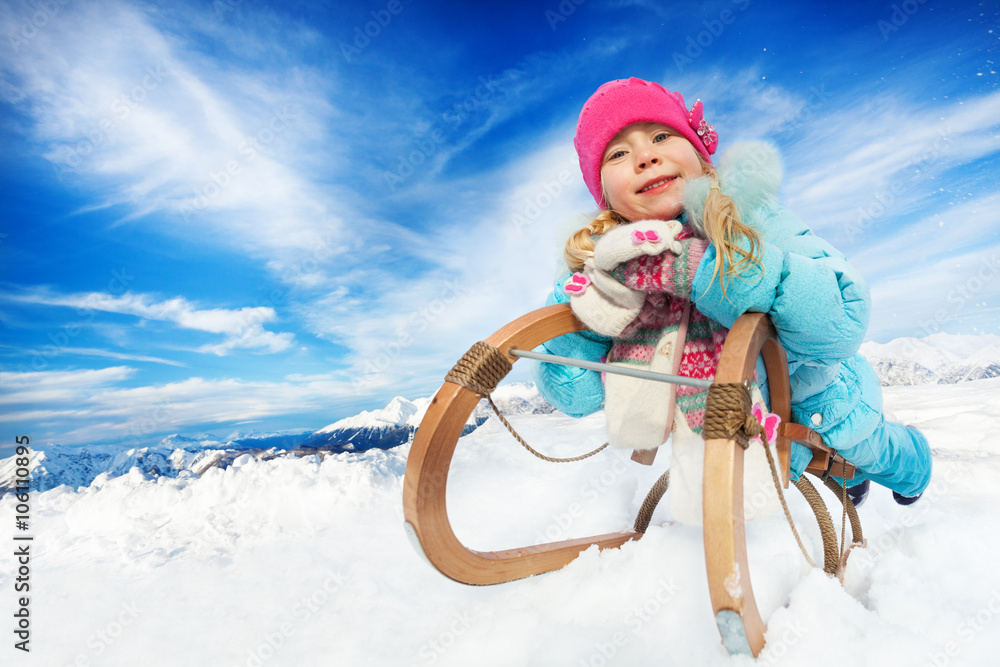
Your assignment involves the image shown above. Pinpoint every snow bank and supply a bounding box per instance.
[2,379,1000,666]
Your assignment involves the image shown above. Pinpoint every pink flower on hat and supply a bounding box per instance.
[688,100,719,154]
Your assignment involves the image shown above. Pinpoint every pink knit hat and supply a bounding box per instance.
[574,77,718,209]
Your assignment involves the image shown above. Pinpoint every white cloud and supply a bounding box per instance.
[5,288,294,356]
[0,1,630,402]
[0,365,365,445]
[783,90,1000,241]
[653,65,1000,342]
[299,65,1000,398]
[297,130,596,397]
[0,366,137,406]
[666,67,810,142]
[848,192,1000,280]
[656,65,1000,264]
[21,347,186,367]
[868,245,1000,340]
[0,0,347,270]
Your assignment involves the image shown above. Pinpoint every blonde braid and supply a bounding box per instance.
[564,209,628,272]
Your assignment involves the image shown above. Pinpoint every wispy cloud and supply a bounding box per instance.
[667,66,812,142]
[0,0,346,272]
[297,133,596,397]
[14,347,186,367]
[0,366,364,445]
[849,192,1000,281]
[868,244,1000,340]
[783,90,1000,245]
[659,59,1000,342]
[293,56,1000,393]
[5,287,293,355]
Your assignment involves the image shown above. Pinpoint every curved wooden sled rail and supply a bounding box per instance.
[702,312,790,657]
[402,304,640,586]
[702,312,859,656]
[403,304,853,657]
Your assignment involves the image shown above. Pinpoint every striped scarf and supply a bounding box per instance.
[608,234,728,434]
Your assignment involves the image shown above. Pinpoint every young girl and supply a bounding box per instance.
[532,77,932,511]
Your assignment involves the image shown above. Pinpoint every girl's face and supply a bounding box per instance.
[600,122,704,222]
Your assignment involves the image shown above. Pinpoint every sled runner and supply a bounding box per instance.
[403,303,864,657]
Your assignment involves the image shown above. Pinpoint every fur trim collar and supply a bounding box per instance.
[682,141,783,237]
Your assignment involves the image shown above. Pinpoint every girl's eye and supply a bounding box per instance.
[653,132,670,143]
[606,149,626,161]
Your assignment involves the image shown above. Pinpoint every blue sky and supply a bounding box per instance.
[1,0,997,451]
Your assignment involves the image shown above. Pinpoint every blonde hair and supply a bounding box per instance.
[564,155,762,299]
[563,208,627,270]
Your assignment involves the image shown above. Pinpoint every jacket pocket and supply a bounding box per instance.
[790,360,861,434]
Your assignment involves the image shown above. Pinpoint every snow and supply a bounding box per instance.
[3,379,1000,666]
[861,333,1000,377]
[861,337,964,371]
[724,564,743,601]
[315,395,424,432]
[861,334,1000,386]
[0,443,272,494]
[316,382,553,434]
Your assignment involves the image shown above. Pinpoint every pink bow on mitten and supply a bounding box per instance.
[593,220,684,271]
[751,402,782,446]
[631,229,662,244]
[563,272,591,295]
[566,259,646,337]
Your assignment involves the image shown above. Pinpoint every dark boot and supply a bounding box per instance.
[891,426,927,505]
[846,479,870,508]
[892,490,922,505]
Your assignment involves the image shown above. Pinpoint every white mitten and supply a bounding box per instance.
[592,219,684,272]
[566,259,645,337]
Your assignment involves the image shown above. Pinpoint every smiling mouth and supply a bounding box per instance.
[637,175,678,193]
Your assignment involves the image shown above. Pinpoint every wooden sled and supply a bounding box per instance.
[403,303,862,657]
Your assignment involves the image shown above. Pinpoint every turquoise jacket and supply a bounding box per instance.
[532,143,931,495]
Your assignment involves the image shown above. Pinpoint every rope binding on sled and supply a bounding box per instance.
[445,341,609,463]
[703,381,764,448]
[445,340,511,396]
[702,380,866,575]
[705,381,824,569]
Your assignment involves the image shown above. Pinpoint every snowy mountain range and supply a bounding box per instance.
[2,332,997,496]
[300,383,555,452]
[0,382,554,495]
[297,396,432,453]
[860,332,1000,386]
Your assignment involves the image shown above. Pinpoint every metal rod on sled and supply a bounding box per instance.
[508,347,713,389]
